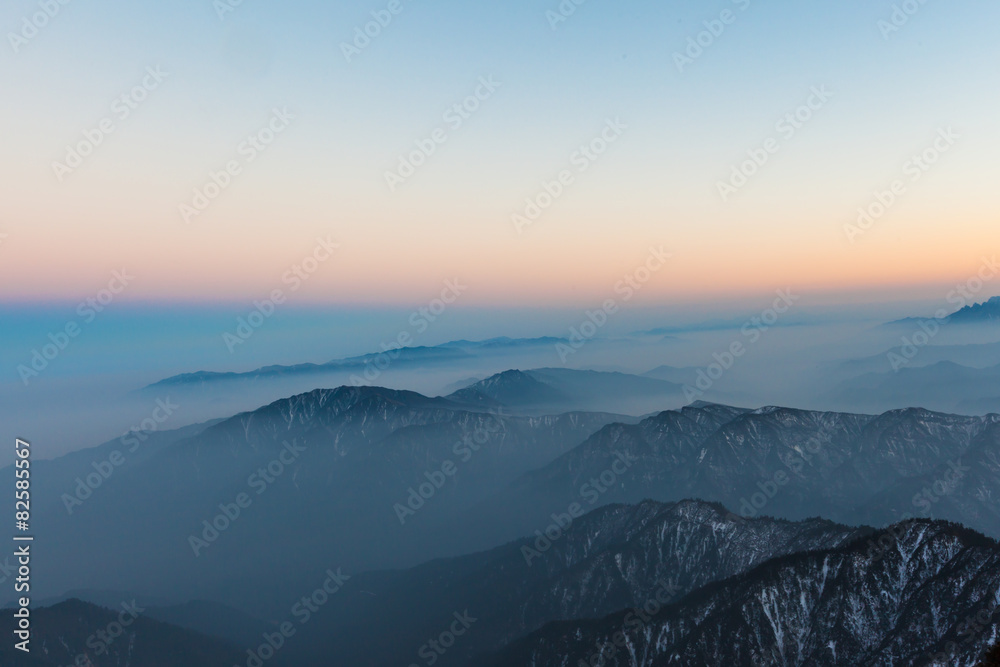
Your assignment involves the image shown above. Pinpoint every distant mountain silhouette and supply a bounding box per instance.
[829,360,1000,413]
[144,337,568,389]
[0,599,251,666]
[889,295,1000,327]
[446,367,685,414]
[951,295,1000,324]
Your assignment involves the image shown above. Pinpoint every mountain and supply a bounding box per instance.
[148,345,472,389]
[834,340,1000,377]
[469,402,1000,546]
[643,364,699,384]
[888,295,1000,327]
[491,519,1000,666]
[16,383,1000,663]
[447,367,686,414]
[951,295,1000,324]
[4,385,623,616]
[145,600,274,651]
[15,590,280,657]
[438,336,568,349]
[131,338,587,440]
[447,369,567,407]
[829,360,1000,413]
[273,499,871,666]
[145,337,568,390]
[0,599,252,666]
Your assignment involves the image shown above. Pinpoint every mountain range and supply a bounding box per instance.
[10,373,1000,665]
[144,337,569,390]
[10,385,625,615]
[492,518,1000,666]
[12,501,999,666]
[889,295,1000,327]
[446,367,685,414]
[469,400,1000,548]
[0,599,253,666]
[829,360,1000,414]
[276,499,871,665]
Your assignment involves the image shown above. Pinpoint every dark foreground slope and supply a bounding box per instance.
[276,499,868,666]
[491,520,1000,667]
[0,599,254,666]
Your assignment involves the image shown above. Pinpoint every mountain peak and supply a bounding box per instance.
[950,295,1000,324]
[447,369,566,406]
[209,385,457,436]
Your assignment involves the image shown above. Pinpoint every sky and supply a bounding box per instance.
[1,0,998,309]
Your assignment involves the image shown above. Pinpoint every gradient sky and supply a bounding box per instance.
[1,0,998,307]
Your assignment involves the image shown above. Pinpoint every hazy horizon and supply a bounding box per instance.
[4,2,1000,663]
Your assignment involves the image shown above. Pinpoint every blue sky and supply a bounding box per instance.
[0,0,997,307]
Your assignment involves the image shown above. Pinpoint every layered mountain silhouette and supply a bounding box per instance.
[446,368,685,413]
[15,504,999,666]
[7,386,624,615]
[144,337,568,390]
[0,599,254,666]
[11,386,1000,613]
[491,519,1000,666]
[830,360,1000,414]
[951,295,1000,324]
[276,499,870,665]
[10,377,1000,666]
[470,401,1000,548]
[889,295,1000,327]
